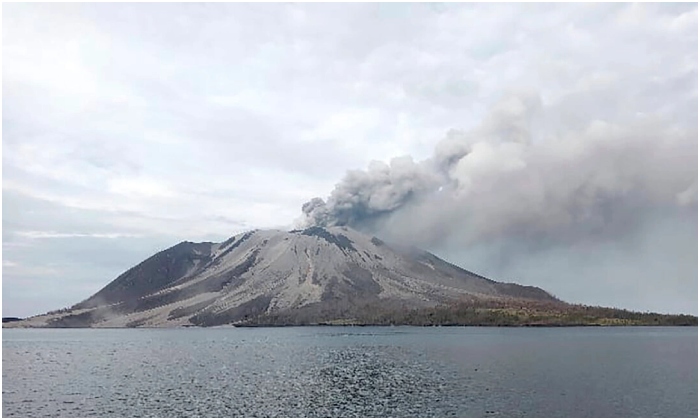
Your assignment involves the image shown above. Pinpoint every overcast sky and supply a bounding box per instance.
[3,3,698,318]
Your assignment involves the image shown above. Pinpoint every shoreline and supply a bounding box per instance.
[4,322,698,329]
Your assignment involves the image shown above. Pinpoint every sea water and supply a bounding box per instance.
[2,326,697,417]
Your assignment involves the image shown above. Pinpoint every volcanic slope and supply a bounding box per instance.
[12,226,558,327]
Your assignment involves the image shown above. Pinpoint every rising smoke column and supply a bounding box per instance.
[300,91,698,314]
[302,91,697,246]
[302,155,444,230]
[301,92,545,232]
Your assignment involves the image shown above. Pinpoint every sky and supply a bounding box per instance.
[3,3,698,318]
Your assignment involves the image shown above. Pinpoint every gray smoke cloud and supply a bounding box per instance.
[301,92,542,231]
[301,156,442,230]
[302,91,697,239]
[300,91,698,313]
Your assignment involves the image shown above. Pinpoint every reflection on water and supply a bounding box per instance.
[3,327,697,417]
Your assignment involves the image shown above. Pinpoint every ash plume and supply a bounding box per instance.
[300,91,698,313]
[302,91,697,242]
[300,90,542,234]
[302,156,442,230]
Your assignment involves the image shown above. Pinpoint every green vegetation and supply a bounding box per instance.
[383,303,698,327]
[238,298,698,327]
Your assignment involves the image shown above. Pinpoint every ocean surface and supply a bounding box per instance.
[2,326,697,417]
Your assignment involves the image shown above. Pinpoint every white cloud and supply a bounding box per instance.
[107,177,177,198]
[15,231,144,240]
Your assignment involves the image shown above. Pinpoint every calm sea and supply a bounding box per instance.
[2,326,697,417]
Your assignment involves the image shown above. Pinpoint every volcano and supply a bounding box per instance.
[9,226,695,328]
[10,226,566,328]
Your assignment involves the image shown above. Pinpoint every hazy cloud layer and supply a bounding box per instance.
[3,3,697,316]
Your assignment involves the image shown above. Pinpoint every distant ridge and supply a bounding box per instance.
[2,317,22,323]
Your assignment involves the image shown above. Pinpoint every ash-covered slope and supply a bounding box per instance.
[13,227,557,328]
